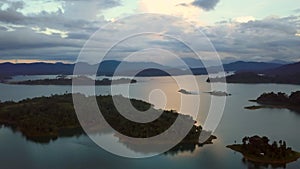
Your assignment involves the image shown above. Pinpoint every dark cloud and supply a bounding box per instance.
[0,0,26,24]
[0,1,299,63]
[0,0,111,43]
[0,27,83,61]
[204,15,300,61]
[0,0,120,62]
[192,0,220,11]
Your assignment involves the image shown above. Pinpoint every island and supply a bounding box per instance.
[0,94,216,147]
[205,91,231,96]
[178,89,193,95]
[245,91,300,113]
[227,136,300,165]
[5,76,137,86]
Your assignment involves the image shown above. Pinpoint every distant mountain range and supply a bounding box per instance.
[189,61,284,75]
[208,62,300,84]
[264,62,300,76]
[0,60,292,77]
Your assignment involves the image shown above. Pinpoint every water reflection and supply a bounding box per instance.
[2,125,215,157]
[242,157,287,169]
[1,75,300,168]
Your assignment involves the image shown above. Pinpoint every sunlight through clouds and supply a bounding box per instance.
[0,0,299,63]
[233,16,255,23]
[138,0,204,25]
[32,27,68,38]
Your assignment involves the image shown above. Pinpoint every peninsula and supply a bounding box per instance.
[207,72,300,84]
[207,62,300,85]
[5,76,137,86]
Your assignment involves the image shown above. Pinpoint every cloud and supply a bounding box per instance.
[0,1,299,64]
[0,27,83,61]
[0,0,122,61]
[294,8,300,13]
[233,16,255,23]
[0,0,25,10]
[203,15,300,61]
[0,0,113,39]
[0,0,120,27]
[191,0,220,11]
[57,0,121,9]
[0,1,26,24]
[138,0,204,24]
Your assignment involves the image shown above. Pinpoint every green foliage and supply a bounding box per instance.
[228,136,300,164]
[0,94,203,144]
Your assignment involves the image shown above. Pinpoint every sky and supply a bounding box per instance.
[0,0,299,65]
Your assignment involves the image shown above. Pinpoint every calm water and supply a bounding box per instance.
[0,75,299,169]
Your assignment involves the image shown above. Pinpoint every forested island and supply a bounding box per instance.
[0,94,215,146]
[205,91,231,96]
[5,76,137,86]
[178,89,192,95]
[245,91,300,113]
[207,72,300,84]
[227,136,300,165]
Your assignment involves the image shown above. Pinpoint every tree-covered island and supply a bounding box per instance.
[0,94,216,147]
[227,136,300,165]
[245,91,300,113]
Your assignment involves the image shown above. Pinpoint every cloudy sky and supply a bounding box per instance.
[0,0,299,64]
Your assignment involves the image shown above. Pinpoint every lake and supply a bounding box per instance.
[0,75,299,169]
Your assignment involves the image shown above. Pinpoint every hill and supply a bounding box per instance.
[208,62,300,85]
[264,62,300,76]
[0,60,288,77]
[222,61,283,72]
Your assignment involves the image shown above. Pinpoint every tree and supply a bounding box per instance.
[282,141,287,149]
[279,140,282,146]
[262,136,269,144]
[242,137,249,146]
[272,141,278,149]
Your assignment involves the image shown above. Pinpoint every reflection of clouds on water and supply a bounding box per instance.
[241,157,287,169]
[0,79,300,168]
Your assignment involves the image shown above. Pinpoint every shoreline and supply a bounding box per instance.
[0,94,215,146]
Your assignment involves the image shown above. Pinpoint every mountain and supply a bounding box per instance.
[269,59,293,65]
[97,60,174,76]
[181,58,285,71]
[190,61,284,75]
[0,60,290,77]
[0,60,181,77]
[222,61,284,72]
[0,62,75,76]
[264,62,300,76]
[208,62,300,85]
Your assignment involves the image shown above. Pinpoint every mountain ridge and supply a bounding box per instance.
[0,60,289,77]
